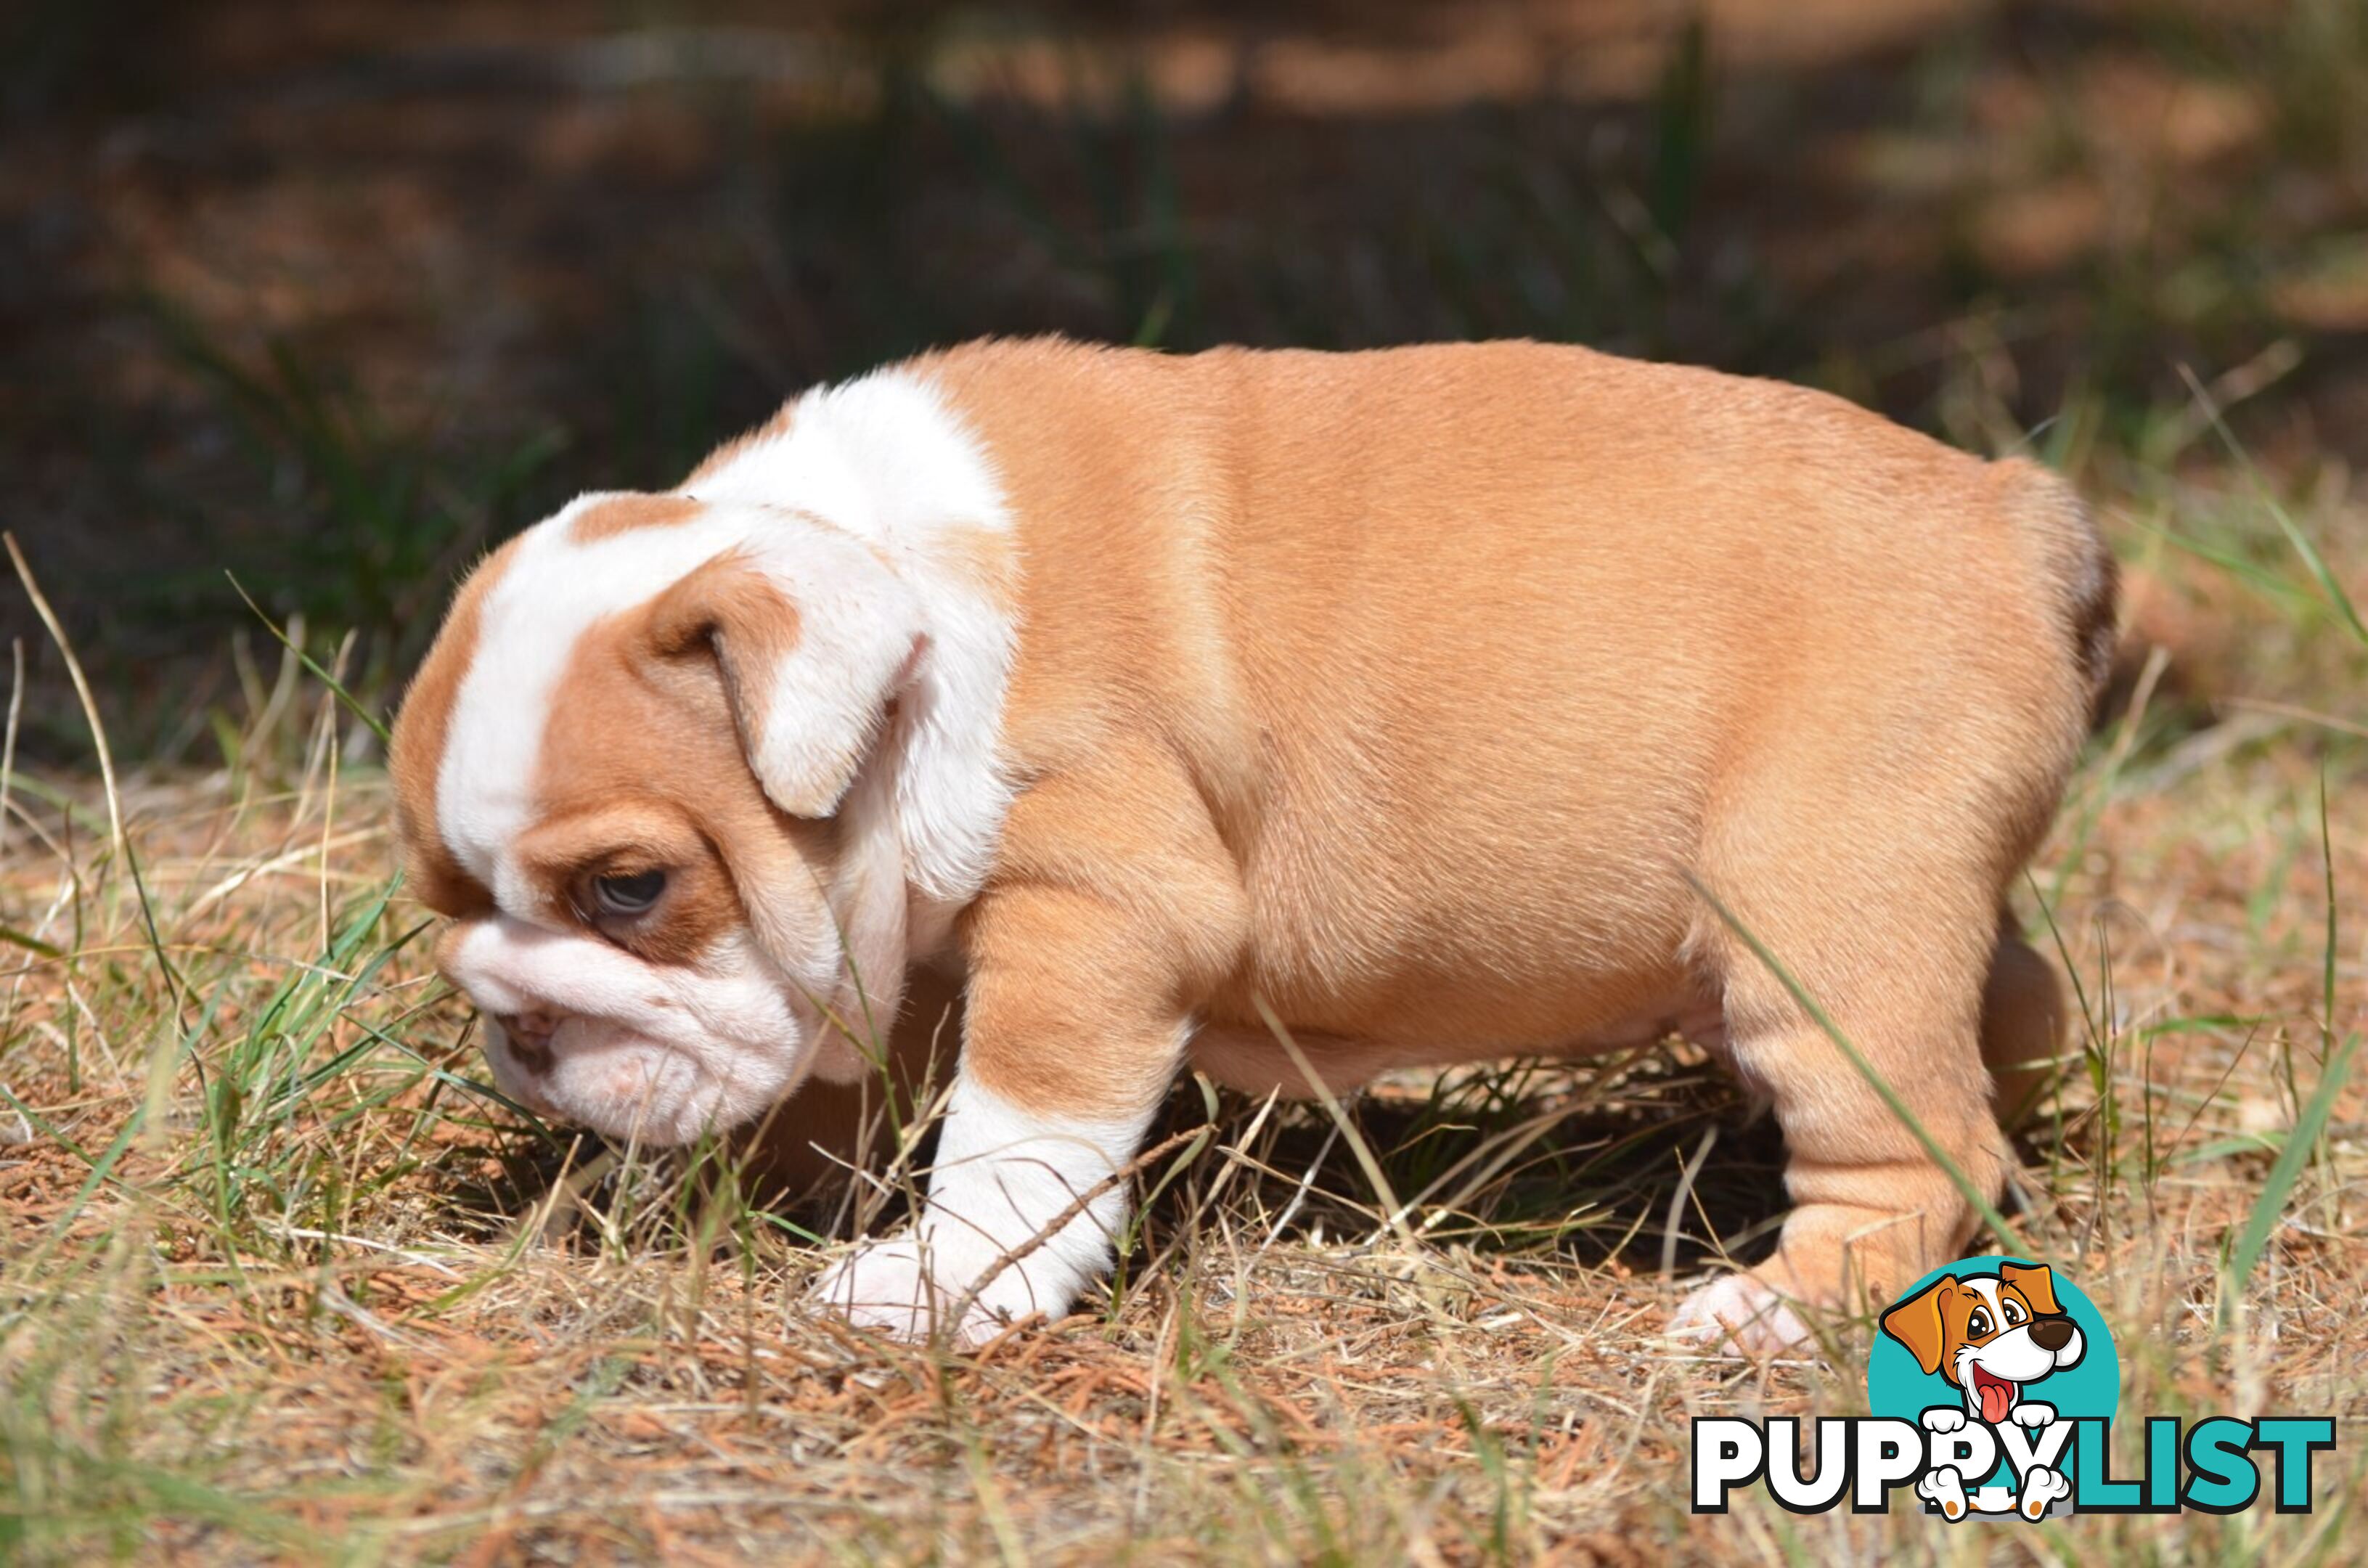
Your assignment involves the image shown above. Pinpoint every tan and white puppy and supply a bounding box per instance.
[389,338,2113,1350]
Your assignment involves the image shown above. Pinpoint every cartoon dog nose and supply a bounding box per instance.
[2029,1317,2074,1352]
[494,1011,560,1074]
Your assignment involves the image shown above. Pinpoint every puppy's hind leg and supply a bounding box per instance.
[1980,915,2072,1130]
[1672,810,2012,1351]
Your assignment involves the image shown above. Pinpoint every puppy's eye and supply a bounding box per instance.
[2003,1299,2026,1326]
[1967,1308,1993,1338]
[592,870,666,917]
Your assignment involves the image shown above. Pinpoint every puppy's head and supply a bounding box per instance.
[393,373,1016,1146]
[1879,1262,2084,1423]
[391,489,939,1144]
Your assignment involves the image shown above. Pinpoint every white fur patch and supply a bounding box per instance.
[1917,1465,1969,1519]
[1669,1272,1816,1354]
[685,369,1011,555]
[446,918,817,1145]
[812,1076,1151,1342]
[685,369,1019,905]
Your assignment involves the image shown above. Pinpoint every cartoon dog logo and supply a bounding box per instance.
[1879,1261,2086,1520]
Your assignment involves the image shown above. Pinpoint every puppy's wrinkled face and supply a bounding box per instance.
[392,370,1016,1146]
[421,646,848,1147]
[391,494,917,1146]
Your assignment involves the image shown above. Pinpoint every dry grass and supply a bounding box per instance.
[0,447,2363,1566]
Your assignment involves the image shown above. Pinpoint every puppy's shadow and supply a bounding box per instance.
[1142,1048,1797,1281]
[460,992,1797,1287]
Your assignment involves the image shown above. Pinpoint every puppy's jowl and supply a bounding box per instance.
[390,339,2113,1349]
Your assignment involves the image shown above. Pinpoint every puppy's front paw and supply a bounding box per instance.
[2009,1400,2057,1427]
[1921,1406,1967,1434]
[1916,1466,1969,1521]
[1669,1273,1815,1355]
[810,1228,1079,1347]
[2017,1464,2072,1520]
[812,1236,963,1343]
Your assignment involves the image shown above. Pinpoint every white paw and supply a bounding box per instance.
[1917,1466,1969,1521]
[1921,1405,1967,1434]
[810,1235,968,1343]
[2009,1400,2057,1427]
[1669,1273,1814,1354]
[811,1227,1081,1347]
[2017,1463,2072,1520]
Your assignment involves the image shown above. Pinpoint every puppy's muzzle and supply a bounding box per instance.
[2028,1317,2075,1353]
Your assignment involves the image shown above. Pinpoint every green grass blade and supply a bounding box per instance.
[2179,363,2368,648]
[226,572,393,745]
[2221,777,2360,1326]
[0,923,62,958]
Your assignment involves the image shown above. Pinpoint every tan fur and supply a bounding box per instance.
[568,492,703,543]
[393,337,2112,1330]
[398,550,883,1032]
[910,340,2102,1316]
[530,587,861,995]
[643,552,812,798]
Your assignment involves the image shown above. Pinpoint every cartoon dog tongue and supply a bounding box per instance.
[1973,1368,2016,1424]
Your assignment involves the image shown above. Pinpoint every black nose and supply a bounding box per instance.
[2030,1317,2074,1352]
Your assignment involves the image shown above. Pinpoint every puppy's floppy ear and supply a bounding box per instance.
[648,541,923,818]
[1998,1262,2062,1318]
[1879,1278,1958,1376]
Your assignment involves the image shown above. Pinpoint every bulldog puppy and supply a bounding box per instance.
[389,338,2113,1350]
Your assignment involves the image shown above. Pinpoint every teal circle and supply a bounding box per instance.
[1866,1258,2119,1491]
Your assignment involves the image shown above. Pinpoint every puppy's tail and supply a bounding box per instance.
[1993,457,2118,709]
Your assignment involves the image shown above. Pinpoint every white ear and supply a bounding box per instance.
[649,537,923,817]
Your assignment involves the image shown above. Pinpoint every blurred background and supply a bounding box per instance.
[4,0,2364,758]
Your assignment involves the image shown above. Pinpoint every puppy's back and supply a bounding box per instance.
[918,335,2105,807]
[913,338,2109,1040]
